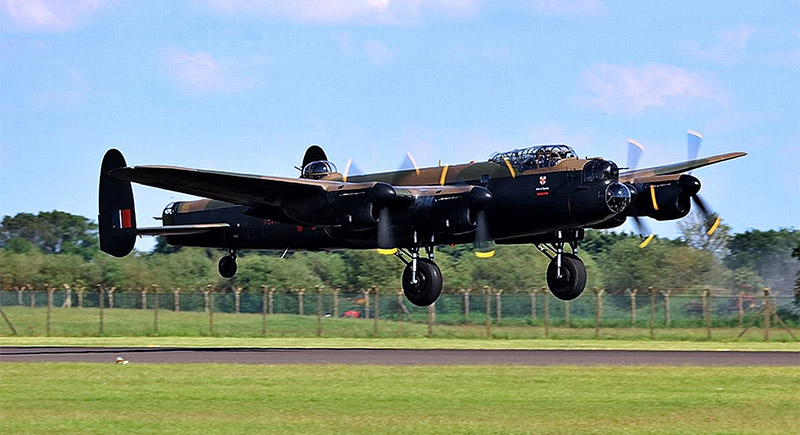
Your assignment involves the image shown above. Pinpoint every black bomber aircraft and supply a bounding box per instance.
[99,132,745,306]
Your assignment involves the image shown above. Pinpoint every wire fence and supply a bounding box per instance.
[1,286,798,341]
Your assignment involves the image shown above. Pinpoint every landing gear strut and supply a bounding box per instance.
[394,233,442,307]
[535,231,587,301]
[218,249,238,279]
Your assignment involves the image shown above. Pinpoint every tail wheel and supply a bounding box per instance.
[402,258,442,307]
[218,255,237,279]
[546,253,586,301]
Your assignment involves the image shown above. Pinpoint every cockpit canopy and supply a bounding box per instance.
[490,144,578,171]
[301,160,338,179]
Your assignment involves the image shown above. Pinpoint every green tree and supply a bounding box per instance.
[0,211,98,260]
[725,229,800,295]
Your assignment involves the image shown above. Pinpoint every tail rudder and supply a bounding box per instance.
[99,149,137,257]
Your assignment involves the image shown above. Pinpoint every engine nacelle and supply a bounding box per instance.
[629,175,699,221]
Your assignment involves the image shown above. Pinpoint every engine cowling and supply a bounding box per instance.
[627,174,699,221]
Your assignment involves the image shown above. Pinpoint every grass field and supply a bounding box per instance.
[1,363,798,434]
[2,307,798,342]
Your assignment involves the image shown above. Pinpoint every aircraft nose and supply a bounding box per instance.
[605,182,632,213]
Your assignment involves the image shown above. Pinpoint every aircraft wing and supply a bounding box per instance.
[620,152,746,183]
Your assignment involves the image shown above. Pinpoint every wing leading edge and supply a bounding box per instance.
[620,152,746,183]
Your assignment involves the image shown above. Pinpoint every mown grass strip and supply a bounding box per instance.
[1,307,798,343]
[1,363,798,434]
[2,336,798,351]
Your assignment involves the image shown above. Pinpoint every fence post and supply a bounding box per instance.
[174,288,180,312]
[763,288,770,342]
[594,287,603,339]
[737,291,744,326]
[649,287,655,340]
[362,288,370,319]
[543,286,550,338]
[661,290,671,326]
[261,285,268,335]
[333,288,339,318]
[46,285,53,336]
[495,289,503,326]
[77,287,84,308]
[62,284,72,308]
[16,286,24,305]
[316,285,323,337]
[141,287,147,310]
[373,287,379,336]
[208,285,215,335]
[153,285,159,335]
[462,289,470,324]
[203,286,210,313]
[484,286,491,338]
[298,289,305,316]
[234,286,242,314]
[564,300,570,326]
[427,302,434,338]
[530,289,537,321]
[629,288,638,327]
[97,284,104,335]
[269,288,275,315]
[703,287,712,340]
[29,285,35,308]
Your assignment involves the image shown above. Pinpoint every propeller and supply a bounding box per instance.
[684,181,721,236]
[342,158,364,183]
[627,139,644,170]
[399,152,421,176]
[631,215,655,248]
[687,130,703,162]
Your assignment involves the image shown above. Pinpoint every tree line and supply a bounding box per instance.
[1,211,798,296]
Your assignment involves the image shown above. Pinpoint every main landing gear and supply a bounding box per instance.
[218,249,238,279]
[394,235,442,307]
[535,231,587,301]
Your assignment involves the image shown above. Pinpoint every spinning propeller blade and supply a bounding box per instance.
[631,215,655,249]
[687,130,703,162]
[342,158,364,183]
[627,139,644,170]
[399,152,421,176]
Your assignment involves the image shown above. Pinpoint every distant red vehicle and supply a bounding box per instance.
[343,310,360,318]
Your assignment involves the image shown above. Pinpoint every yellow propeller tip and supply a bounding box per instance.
[706,216,721,236]
[475,250,496,259]
[638,233,655,249]
[376,248,398,255]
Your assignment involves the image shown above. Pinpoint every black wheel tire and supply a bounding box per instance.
[218,255,238,279]
[402,259,443,307]
[546,253,587,301]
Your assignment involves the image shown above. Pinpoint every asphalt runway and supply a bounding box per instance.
[1,347,798,366]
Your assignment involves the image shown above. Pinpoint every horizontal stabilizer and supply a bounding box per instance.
[137,223,230,236]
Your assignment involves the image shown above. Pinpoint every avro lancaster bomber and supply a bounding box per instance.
[99,134,745,306]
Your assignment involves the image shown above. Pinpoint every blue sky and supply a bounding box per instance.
[1,0,798,252]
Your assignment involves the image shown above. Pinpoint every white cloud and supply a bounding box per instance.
[2,0,106,31]
[527,0,606,17]
[687,25,755,65]
[576,63,728,116]
[162,48,263,94]
[206,0,479,25]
